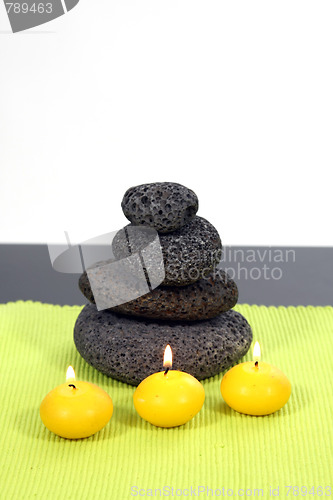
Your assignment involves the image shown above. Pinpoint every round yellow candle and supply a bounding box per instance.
[40,366,113,439]
[133,345,205,428]
[220,342,291,416]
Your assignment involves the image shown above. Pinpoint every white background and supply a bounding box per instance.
[0,0,332,245]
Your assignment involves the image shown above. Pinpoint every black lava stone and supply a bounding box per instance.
[74,304,253,386]
[121,182,199,233]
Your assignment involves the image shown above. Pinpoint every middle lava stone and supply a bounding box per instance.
[112,215,222,286]
[74,304,253,386]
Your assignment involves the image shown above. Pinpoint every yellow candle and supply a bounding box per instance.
[220,342,291,416]
[40,366,113,439]
[133,345,205,428]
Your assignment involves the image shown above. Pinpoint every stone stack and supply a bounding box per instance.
[74,182,252,386]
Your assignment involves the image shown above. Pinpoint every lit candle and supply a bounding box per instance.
[40,366,113,439]
[133,345,205,428]
[220,341,291,416]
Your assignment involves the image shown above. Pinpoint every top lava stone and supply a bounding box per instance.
[121,182,199,233]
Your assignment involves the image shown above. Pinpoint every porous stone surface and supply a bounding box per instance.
[121,182,199,233]
[112,216,222,286]
[73,304,253,386]
[79,269,238,321]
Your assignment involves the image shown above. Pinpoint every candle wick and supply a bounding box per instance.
[254,361,259,368]
[68,384,76,389]
[164,367,170,376]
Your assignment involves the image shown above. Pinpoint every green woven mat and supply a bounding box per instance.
[0,301,332,499]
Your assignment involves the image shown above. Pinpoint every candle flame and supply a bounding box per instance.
[163,345,172,369]
[66,365,76,382]
[253,341,261,363]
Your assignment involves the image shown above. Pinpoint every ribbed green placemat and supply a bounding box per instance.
[0,301,332,499]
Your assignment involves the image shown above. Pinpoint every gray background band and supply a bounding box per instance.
[0,245,332,306]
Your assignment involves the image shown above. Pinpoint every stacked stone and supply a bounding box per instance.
[74,182,252,386]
